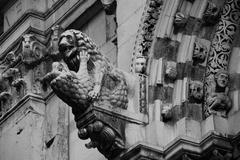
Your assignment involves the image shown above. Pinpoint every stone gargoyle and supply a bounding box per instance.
[43,29,138,159]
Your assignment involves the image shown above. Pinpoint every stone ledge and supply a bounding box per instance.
[119,132,233,160]
[0,92,53,125]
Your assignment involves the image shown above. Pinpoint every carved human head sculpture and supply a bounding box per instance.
[215,70,229,88]
[165,61,177,80]
[192,41,207,64]
[135,56,147,74]
[189,81,203,103]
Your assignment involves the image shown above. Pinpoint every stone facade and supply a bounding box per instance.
[0,0,240,160]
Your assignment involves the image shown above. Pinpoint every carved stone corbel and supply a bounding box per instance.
[43,29,134,159]
[0,92,12,116]
[22,34,47,66]
[203,1,220,25]
[165,61,177,80]
[174,12,188,29]
[206,70,231,117]
[78,120,125,159]
[189,81,203,103]
[135,56,147,74]
[161,104,172,122]
[192,41,207,65]
[12,78,27,94]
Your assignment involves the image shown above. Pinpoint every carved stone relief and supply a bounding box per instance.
[43,29,133,158]
[189,80,203,103]
[22,34,47,66]
[0,68,22,116]
[192,41,207,65]
[161,104,172,122]
[206,70,231,116]
[204,0,240,117]
[210,149,233,160]
[135,56,147,74]
[131,0,163,72]
[174,12,188,29]
[165,61,177,80]
[48,25,64,60]
[78,120,125,159]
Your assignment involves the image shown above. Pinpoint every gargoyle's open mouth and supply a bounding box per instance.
[59,44,80,72]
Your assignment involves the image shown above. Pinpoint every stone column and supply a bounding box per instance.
[204,0,240,117]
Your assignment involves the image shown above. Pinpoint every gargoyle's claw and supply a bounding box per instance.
[88,90,99,99]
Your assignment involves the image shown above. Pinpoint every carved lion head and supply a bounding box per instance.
[58,29,99,72]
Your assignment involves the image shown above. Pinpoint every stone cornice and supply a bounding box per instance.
[0,91,54,125]
[121,132,233,160]
[0,0,67,45]
[0,0,98,59]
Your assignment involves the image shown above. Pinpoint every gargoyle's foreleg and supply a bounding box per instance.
[88,60,104,99]
[77,50,89,77]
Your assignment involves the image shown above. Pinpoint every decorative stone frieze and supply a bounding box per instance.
[204,0,240,117]
[22,34,47,66]
[139,74,148,113]
[131,0,163,72]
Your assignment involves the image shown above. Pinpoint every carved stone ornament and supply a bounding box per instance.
[48,25,64,60]
[189,81,204,103]
[192,41,207,64]
[100,0,117,15]
[161,104,172,122]
[22,34,47,66]
[165,61,177,80]
[204,0,240,117]
[43,29,136,159]
[130,0,163,72]
[203,1,220,25]
[174,12,188,29]
[206,70,231,116]
[135,56,147,74]
[210,149,232,160]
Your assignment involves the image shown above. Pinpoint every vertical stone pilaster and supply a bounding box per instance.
[204,0,240,117]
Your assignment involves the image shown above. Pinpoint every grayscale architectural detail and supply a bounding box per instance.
[204,0,240,117]
[0,0,240,160]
